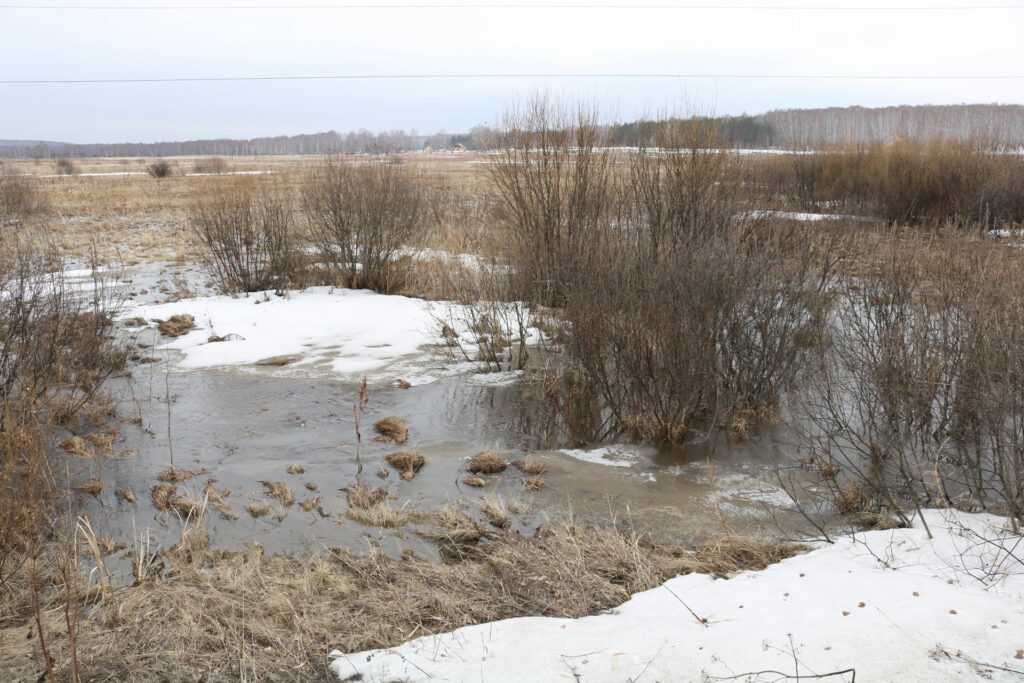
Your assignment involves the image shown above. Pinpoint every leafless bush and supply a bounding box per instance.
[750,141,1024,228]
[488,96,615,307]
[491,108,843,443]
[0,172,48,225]
[191,157,230,175]
[55,158,79,176]
[797,232,1024,530]
[189,183,298,293]
[0,233,126,423]
[146,160,173,178]
[303,158,426,293]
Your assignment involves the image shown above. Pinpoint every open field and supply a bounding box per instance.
[2,121,1024,682]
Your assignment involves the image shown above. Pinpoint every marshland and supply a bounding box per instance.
[2,100,1024,682]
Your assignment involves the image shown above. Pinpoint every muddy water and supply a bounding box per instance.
[57,261,813,568]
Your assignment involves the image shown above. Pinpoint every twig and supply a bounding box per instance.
[662,584,709,627]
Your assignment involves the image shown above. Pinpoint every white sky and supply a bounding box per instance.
[1,0,1022,143]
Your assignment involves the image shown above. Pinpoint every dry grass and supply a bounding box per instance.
[150,483,176,511]
[467,451,507,474]
[286,464,305,475]
[373,416,409,444]
[60,436,93,459]
[512,458,547,476]
[202,481,237,521]
[246,502,272,518]
[157,314,195,338]
[259,481,295,507]
[480,496,510,528]
[384,451,425,480]
[115,487,136,504]
[75,480,104,496]
[157,466,201,483]
[344,481,418,529]
[463,475,487,488]
[523,477,545,491]
[299,496,322,514]
[27,520,804,681]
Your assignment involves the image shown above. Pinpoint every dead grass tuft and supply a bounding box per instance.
[344,481,388,509]
[373,416,409,444]
[344,481,419,528]
[76,479,104,496]
[157,314,195,337]
[468,450,507,474]
[151,483,176,511]
[157,467,200,483]
[523,477,545,491]
[286,464,305,475]
[246,501,272,518]
[259,481,295,507]
[512,458,547,476]
[480,496,510,528]
[115,487,137,504]
[384,451,425,480]
[203,481,237,520]
[299,496,322,513]
[61,435,93,459]
[463,475,487,488]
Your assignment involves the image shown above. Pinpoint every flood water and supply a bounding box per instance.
[56,261,815,570]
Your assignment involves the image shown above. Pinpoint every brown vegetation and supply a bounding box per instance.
[384,450,425,480]
[15,521,803,680]
[467,450,507,474]
[372,416,408,444]
[157,314,195,337]
[303,158,426,293]
[189,182,298,293]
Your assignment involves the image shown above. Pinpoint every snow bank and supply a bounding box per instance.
[125,287,450,382]
[330,510,1024,682]
[125,287,537,384]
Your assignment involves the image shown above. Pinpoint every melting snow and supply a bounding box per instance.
[330,510,1024,682]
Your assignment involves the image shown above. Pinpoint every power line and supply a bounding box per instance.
[2,2,1023,9]
[3,73,1024,85]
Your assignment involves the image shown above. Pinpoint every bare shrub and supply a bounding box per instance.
[487,96,614,307]
[303,158,426,293]
[0,233,126,426]
[189,183,297,293]
[191,157,230,175]
[0,172,48,225]
[750,141,1024,229]
[146,160,173,178]
[55,158,79,176]
[797,232,1024,529]
[502,115,844,444]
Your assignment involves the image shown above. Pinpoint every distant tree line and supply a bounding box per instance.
[3,104,1022,159]
[764,104,1024,149]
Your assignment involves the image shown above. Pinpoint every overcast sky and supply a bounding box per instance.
[1,0,1022,143]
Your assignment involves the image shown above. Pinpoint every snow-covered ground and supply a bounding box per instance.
[125,287,535,384]
[330,510,1024,682]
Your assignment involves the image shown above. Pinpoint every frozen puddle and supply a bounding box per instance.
[331,510,1024,682]
[125,287,502,384]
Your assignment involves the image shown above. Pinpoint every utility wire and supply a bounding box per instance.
[2,73,1024,85]
[2,2,1023,9]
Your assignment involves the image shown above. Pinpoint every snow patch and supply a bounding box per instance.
[330,510,1024,682]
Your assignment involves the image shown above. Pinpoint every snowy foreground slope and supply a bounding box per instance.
[330,511,1024,682]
